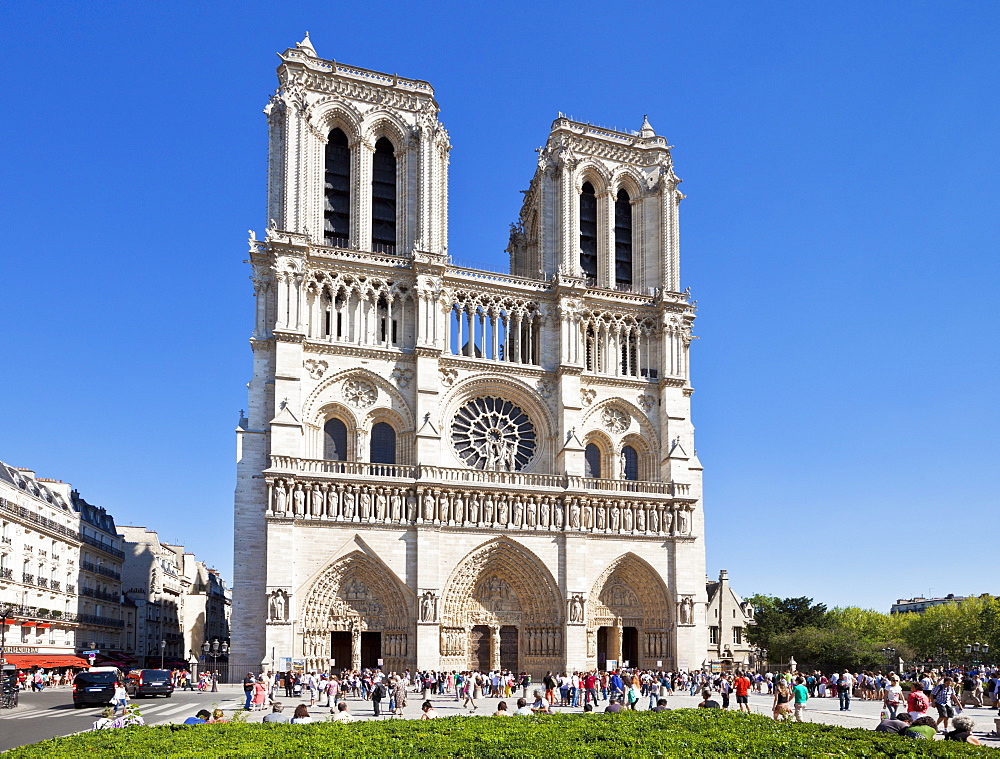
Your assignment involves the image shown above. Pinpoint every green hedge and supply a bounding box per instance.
[5,710,989,757]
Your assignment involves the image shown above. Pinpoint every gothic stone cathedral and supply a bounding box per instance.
[233,34,707,675]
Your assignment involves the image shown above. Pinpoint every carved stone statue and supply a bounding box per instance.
[569,499,581,529]
[422,490,434,521]
[636,504,646,532]
[293,484,305,517]
[610,504,621,532]
[406,493,418,522]
[512,497,523,527]
[539,497,550,528]
[343,488,356,519]
[677,507,689,534]
[390,490,402,521]
[311,484,323,517]
[679,596,694,625]
[325,485,338,518]
[568,594,584,623]
[359,490,372,520]
[437,491,449,522]
[483,495,495,525]
[596,503,606,531]
[269,589,288,621]
[526,497,537,527]
[453,493,465,524]
[648,505,659,533]
[468,494,480,524]
[498,497,510,526]
[273,481,287,515]
[419,591,438,622]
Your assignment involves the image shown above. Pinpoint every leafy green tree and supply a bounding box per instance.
[745,595,828,649]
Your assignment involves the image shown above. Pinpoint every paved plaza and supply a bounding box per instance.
[3,683,998,751]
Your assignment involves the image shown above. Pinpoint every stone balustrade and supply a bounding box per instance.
[268,456,691,497]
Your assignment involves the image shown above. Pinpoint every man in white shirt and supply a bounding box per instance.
[838,671,855,711]
[331,701,355,723]
[514,697,533,715]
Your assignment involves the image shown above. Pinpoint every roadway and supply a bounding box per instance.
[0,686,243,752]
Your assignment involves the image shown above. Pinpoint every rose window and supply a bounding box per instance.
[451,397,536,471]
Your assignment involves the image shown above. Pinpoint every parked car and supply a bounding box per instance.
[125,669,174,698]
[72,669,124,708]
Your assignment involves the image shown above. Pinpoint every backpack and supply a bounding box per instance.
[374,683,387,699]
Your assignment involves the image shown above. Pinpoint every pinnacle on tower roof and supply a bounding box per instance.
[296,31,317,57]
[639,114,655,138]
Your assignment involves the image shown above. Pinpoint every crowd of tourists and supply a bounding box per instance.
[78,662,999,745]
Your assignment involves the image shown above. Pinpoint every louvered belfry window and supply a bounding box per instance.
[579,182,598,281]
[324,128,351,248]
[614,188,633,289]
[371,137,397,253]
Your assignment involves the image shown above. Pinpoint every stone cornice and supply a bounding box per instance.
[273,330,306,344]
[302,341,416,362]
[581,374,658,390]
[438,355,552,379]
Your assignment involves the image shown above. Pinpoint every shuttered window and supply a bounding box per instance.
[579,182,598,281]
[324,129,351,247]
[371,137,397,253]
[614,189,632,289]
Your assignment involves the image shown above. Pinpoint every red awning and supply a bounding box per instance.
[3,654,90,669]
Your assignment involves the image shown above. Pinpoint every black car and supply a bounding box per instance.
[73,669,123,708]
[125,669,174,698]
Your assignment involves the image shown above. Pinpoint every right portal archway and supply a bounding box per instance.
[588,553,673,670]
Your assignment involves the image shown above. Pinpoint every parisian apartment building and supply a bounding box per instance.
[0,459,229,671]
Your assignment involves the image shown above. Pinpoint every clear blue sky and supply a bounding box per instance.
[2,1,997,611]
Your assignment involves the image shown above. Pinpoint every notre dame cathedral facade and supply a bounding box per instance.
[233,34,707,675]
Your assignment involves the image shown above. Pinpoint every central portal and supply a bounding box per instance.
[499,626,518,671]
[330,631,351,670]
[361,631,381,670]
[470,625,490,671]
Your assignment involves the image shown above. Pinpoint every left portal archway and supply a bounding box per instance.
[300,551,412,672]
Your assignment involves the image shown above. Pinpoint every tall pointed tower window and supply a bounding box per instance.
[324,129,351,248]
[585,444,602,479]
[372,137,397,253]
[579,182,598,282]
[614,188,633,289]
[621,445,639,481]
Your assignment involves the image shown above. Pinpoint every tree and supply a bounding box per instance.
[745,595,828,650]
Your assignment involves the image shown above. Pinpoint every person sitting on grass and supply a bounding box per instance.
[604,697,624,713]
[290,704,314,724]
[944,715,982,745]
[514,697,533,715]
[420,700,439,719]
[209,708,227,723]
[262,702,289,723]
[903,716,938,739]
[874,711,913,734]
[699,689,721,709]
[183,709,212,725]
[530,689,551,714]
[330,701,354,723]
[494,700,510,716]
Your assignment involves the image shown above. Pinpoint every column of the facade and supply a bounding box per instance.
[356,140,374,252]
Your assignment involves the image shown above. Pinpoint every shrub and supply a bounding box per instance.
[5,710,989,757]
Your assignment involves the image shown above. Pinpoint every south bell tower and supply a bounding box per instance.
[234,35,708,676]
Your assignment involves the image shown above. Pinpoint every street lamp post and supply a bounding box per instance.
[880,646,897,673]
[160,640,166,670]
[202,639,230,692]
[964,642,988,668]
[0,604,14,665]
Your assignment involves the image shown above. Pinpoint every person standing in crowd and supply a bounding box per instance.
[792,676,809,722]
[837,670,854,711]
[931,676,961,732]
[242,673,255,710]
[734,671,752,713]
